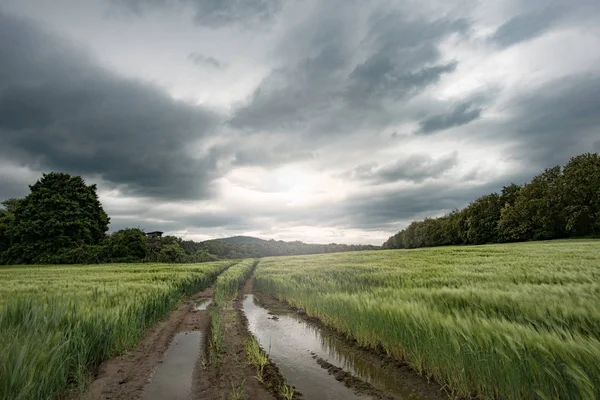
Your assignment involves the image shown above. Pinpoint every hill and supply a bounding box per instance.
[179,236,379,259]
[218,236,267,244]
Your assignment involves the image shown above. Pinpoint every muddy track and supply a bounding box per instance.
[77,287,214,400]
[192,278,275,400]
[76,271,448,400]
[236,277,299,399]
[251,290,450,400]
[77,277,287,400]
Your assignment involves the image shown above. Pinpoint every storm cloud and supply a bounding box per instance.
[0,11,222,200]
[418,103,483,134]
[108,0,285,28]
[1,0,599,244]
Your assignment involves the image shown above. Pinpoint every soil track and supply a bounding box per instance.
[77,273,449,400]
[79,287,214,400]
[192,278,275,400]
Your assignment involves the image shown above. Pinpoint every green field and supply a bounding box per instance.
[254,239,600,399]
[0,261,236,399]
[3,240,600,400]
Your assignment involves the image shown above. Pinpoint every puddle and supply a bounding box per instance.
[194,297,212,311]
[243,295,428,400]
[142,331,203,400]
[244,295,371,399]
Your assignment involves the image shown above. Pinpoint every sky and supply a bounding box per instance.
[1,0,599,245]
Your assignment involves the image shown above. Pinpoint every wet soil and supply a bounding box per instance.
[78,287,214,400]
[250,290,449,400]
[192,279,275,400]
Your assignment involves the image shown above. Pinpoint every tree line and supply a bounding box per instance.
[383,153,600,249]
[0,172,378,265]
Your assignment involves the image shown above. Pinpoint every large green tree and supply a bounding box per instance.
[563,153,600,236]
[6,172,110,263]
[499,166,566,242]
[106,228,147,261]
[463,193,502,244]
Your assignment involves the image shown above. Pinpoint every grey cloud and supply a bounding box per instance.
[108,0,284,28]
[230,4,466,135]
[110,210,249,233]
[489,0,600,48]
[417,102,483,134]
[232,147,315,167]
[188,52,225,69]
[0,11,222,200]
[503,74,600,167]
[489,6,566,48]
[349,153,458,183]
[341,173,535,230]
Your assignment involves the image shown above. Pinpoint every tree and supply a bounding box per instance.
[499,184,522,208]
[499,166,566,242]
[563,153,600,236]
[463,193,501,244]
[106,228,147,261]
[159,242,186,263]
[0,209,14,255]
[6,172,110,263]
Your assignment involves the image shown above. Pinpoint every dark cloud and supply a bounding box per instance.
[108,0,284,28]
[504,74,600,167]
[230,5,466,135]
[0,11,221,200]
[489,6,566,48]
[110,209,250,233]
[340,176,532,230]
[417,102,483,134]
[349,153,459,183]
[188,52,225,69]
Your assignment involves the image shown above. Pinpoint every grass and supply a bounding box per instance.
[228,378,246,400]
[214,258,257,305]
[279,383,295,400]
[243,336,269,383]
[209,305,224,367]
[254,239,600,400]
[208,258,256,371]
[0,261,235,399]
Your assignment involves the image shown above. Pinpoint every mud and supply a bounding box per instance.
[78,288,213,400]
[249,291,449,400]
[191,278,275,400]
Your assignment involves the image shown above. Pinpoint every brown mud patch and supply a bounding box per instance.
[252,290,449,400]
[75,287,213,400]
[192,277,276,400]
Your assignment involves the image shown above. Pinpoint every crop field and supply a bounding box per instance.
[254,239,600,400]
[0,261,236,399]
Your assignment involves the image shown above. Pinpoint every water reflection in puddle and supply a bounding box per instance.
[244,295,370,400]
[194,298,212,311]
[142,331,203,400]
[243,295,425,400]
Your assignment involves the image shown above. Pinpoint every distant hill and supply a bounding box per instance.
[179,235,380,259]
[218,236,267,244]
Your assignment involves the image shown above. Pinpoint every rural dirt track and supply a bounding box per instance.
[80,283,275,400]
[81,287,215,400]
[80,276,448,400]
